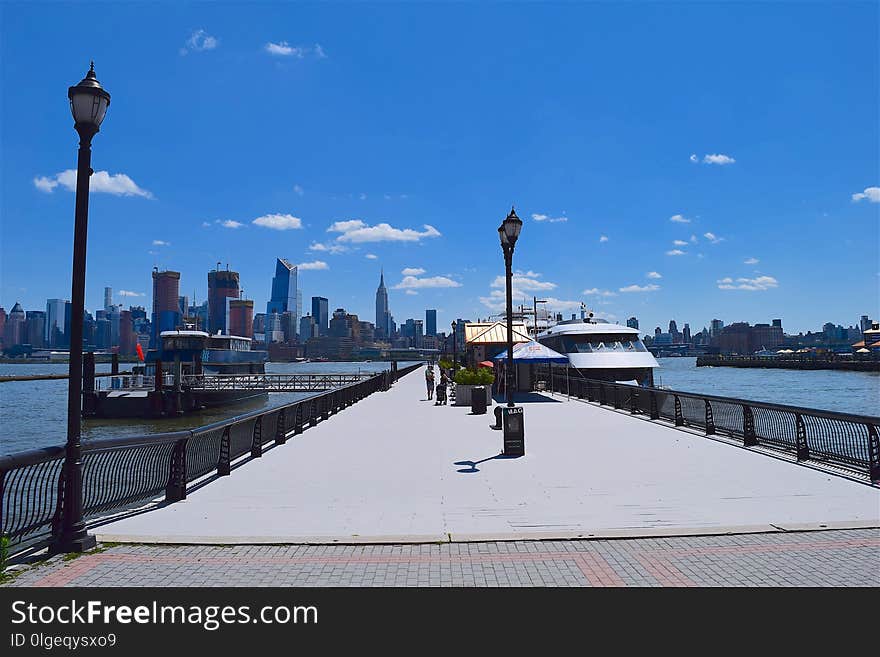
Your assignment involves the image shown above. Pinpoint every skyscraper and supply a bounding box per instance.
[626,316,639,330]
[104,287,112,312]
[208,266,240,335]
[4,302,25,348]
[26,311,46,348]
[311,297,329,336]
[45,298,67,347]
[228,299,254,338]
[426,309,437,337]
[152,269,181,346]
[266,258,299,340]
[375,269,390,338]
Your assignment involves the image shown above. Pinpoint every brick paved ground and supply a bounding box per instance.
[4,528,878,587]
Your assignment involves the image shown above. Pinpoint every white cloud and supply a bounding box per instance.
[253,213,303,230]
[401,267,426,276]
[314,43,327,59]
[852,186,880,203]
[180,29,218,55]
[293,184,304,196]
[35,169,154,198]
[394,275,461,290]
[666,249,686,256]
[309,242,348,254]
[582,288,617,297]
[599,235,609,243]
[328,219,441,243]
[201,221,211,227]
[152,240,170,246]
[220,220,244,229]
[703,153,735,165]
[673,239,688,246]
[365,253,378,260]
[669,214,691,223]
[532,213,567,223]
[405,289,418,296]
[265,41,304,57]
[717,275,778,291]
[541,298,585,312]
[295,260,329,270]
[703,232,724,244]
[690,234,698,243]
[744,257,759,265]
[619,284,660,293]
[646,271,662,279]
[491,274,556,292]
[689,154,698,163]
[118,290,144,297]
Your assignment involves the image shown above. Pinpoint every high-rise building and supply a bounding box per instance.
[46,298,67,347]
[772,319,783,329]
[330,308,352,338]
[4,302,26,348]
[626,316,639,330]
[119,310,136,355]
[62,301,72,349]
[152,269,181,346]
[710,319,724,337]
[668,320,679,343]
[0,307,6,349]
[228,299,254,338]
[426,309,437,337]
[682,323,691,344]
[299,314,317,340]
[178,295,189,318]
[375,270,390,338]
[860,315,871,333]
[25,311,46,348]
[208,266,240,335]
[104,287,112,312]
[311,297,329,336]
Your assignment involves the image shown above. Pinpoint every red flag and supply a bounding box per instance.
[136,343,145,362]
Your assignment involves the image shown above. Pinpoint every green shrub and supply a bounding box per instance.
[0,535,9,572]
[454,367,494,385]
[438,358,453,370]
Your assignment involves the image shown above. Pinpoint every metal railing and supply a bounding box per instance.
[182,373,374,391]
[539,366,880,482]
[0,363,421,557]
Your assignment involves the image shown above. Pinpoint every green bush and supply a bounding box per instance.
[0,535,9,572]
[454,367,494,385]
[438,358,453,370]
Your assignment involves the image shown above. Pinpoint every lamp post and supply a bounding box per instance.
[498,207,522,407]
[451,320,457,375]
[52,63,110,553]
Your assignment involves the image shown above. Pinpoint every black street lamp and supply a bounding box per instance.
[498,207,522,407]
[451,320,457,375]
[52,63,110,553]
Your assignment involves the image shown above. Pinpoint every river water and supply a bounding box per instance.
[1,358,877,456]
[0,361,417,456]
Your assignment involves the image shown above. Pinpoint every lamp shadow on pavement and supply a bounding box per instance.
[454,453,509,473]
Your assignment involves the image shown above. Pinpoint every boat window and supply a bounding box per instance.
[162,336,205,351]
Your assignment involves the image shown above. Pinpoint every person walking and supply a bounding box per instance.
[425,366,435,400]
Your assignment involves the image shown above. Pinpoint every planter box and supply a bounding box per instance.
[454,384,493,407]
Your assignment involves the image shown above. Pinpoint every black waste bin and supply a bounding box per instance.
[471,386,487,414]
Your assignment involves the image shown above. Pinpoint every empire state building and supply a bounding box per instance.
[375,269,390,338]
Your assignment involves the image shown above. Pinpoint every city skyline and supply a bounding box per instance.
[1,3,877,335]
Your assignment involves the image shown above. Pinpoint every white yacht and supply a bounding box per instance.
[536,312,659,386]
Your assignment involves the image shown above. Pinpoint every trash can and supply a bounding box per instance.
[471,386,487,414]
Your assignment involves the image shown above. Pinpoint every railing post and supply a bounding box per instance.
[867,423,880,482]
[218,426,231,476]
[322,394,330,420]
[294,403,304,435]
[674,395,683,426]
[649,390,659,420]
[165,437,188,502]
[629,388,639,414]
[276,408,288,445]
[613,386,621,409]
[598,384,606,406]
[743,405,758,446]
[795,413,809,461]
[310,399,319,427]
[251,417,263,458]
[705,400,715,435]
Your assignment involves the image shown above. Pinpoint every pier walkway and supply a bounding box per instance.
[5,365,879,587]
[92,365,878,544]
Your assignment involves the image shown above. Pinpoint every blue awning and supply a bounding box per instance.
[494,340,569,363]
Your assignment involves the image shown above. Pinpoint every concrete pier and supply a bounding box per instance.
[95,366,880,545]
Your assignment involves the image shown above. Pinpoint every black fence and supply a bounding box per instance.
[540,367,880,482]
[0,363,421,557]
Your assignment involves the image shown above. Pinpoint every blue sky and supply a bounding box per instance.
[1,1,877,335]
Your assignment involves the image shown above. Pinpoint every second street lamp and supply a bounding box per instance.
[498,207,525,456]
[52,63,110,553]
